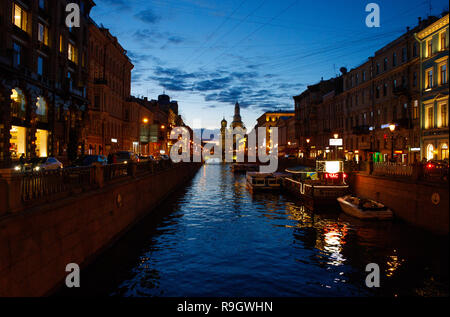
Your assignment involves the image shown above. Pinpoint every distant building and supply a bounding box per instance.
[231,102,245,129]
[416,14,449,161]
[255,111,295,156]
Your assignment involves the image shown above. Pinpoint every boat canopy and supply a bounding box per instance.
[285,166,315,174]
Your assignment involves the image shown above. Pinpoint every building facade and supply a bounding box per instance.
[416,14,449,161]
[85,23,134,156]
[0,0,95,167]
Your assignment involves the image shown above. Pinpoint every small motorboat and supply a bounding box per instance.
[337,195,393,220]
[246,172,282,191]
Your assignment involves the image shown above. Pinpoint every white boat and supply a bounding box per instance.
[337,195,393,220]
[246,172,282,191]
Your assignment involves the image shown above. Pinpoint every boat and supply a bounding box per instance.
[283,161,349,208]
[246,172,283,191]
[231,163,259,173]
[337,195,393,220]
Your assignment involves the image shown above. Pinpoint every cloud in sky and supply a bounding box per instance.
[134,9,161,24]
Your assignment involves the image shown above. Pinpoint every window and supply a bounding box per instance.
[440,64,447,85]
[37,23,48,45]
[362,71,366,81]
[376,63,380,74]
[383,83,387,96]
[39,0,46,10]
[393,79,397,89]
[426,105,434,129]
[413,100,419,119]
[59,35,64,53]
[427,40,433,57]
[376,86,380,98]
[68,43,78,64]
[393,53,397,67]
[426,144,435,161]
[426,69,433,89]
[441,143,449,160]
[413,42,418,57]
[37,56,44,76]
[12,3,28,32]
[11,88,26,118]
[413,72,417,87]
[439,102,448,128]
[13,42,21,67]
[402,47,407,62]
[383,58,388,71]
[36,97,48,122]
[440,32,447,51]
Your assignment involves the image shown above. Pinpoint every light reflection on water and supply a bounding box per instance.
[63,164,449,297]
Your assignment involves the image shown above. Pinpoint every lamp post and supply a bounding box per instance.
[306,138,311,159]
[389,124,396,162]
[333,133,339,160]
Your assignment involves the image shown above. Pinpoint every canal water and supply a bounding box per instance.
[62,164,448,297]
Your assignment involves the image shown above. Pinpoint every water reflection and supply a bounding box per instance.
[60,164,448,297]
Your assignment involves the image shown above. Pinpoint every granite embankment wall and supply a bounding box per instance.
[0,163,201,297]
[351,174,449,235]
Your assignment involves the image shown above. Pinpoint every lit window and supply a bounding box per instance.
[36,96,48,122]
[39,0,46,10]
[13,3,28,32]
[37,23,49,45]
[68,43,78,64]
[59,35,64,53]
[11,88,26,118]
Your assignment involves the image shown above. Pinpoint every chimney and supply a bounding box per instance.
[418,17,422,25]
[406,26,410,32]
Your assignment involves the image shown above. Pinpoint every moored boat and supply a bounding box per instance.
[337,195,393,220]
[246,172,282,191]
[283,161,349,208]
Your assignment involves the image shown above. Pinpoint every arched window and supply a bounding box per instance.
[11,88,26,118]
[36,96,48,122]
[426,144,435,161]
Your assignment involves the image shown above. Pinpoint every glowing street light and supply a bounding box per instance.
[142,118,149,124]
[389,124,396,132]
[334,133,339,139]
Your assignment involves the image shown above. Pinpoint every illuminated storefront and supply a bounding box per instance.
[35,129,48,157]
[9,126,26,159]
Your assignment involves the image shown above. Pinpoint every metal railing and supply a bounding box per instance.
[372,162,413,177]
[21,166,95,202]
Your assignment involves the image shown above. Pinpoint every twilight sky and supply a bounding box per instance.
[91,0,449,129]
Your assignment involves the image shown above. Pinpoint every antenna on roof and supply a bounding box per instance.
[428,0,432,16]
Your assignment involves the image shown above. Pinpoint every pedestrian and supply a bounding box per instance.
[19,153,25,171]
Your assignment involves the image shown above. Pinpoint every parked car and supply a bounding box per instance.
[160,154,170,161]
[424,160,449,180]
[139,155,157,162]
[115,151,139,164]
[82,155,107,166]
[35,157,63,171]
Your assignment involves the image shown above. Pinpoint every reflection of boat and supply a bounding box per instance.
[246,172,282,191]
[337,195,393,220]
[232,163,258,173]
[283,161,349,208]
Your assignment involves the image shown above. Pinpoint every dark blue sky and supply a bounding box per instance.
[91,0,448,129]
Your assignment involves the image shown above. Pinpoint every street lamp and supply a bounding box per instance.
[333,133,339,159]
[306,138,311,159]
[389,124,396,162]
